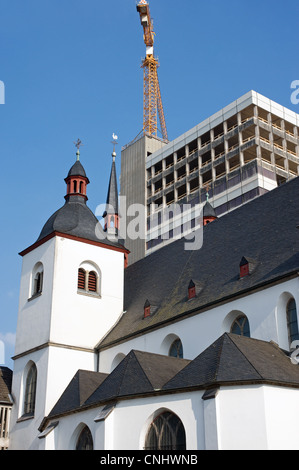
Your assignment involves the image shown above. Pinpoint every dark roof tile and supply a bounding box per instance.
[100,177,299,348]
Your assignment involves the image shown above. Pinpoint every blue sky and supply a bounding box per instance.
[0,0,298,368]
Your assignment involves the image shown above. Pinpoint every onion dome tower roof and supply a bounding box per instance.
[36,145,125,251]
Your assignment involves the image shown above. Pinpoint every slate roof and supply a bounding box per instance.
[84,350,190,407]
[103,157,119,216]
[47,370,108,418]
[99,176,299,349]
[0,367,12,404]
[35,161,126,252]
[43,333,299,428]
[203,200,217,218]
[67,160,87,178]
[45,351,190,423]
[163,333,299,391]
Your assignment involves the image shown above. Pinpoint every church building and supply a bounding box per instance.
[6,138,299,451]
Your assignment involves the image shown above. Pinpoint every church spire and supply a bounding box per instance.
[64,139,89,202]
[103,134,119,238]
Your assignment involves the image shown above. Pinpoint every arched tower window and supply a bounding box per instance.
[23,363,37,417]
[31,262,44,298]
[77,262,101,297]
[145,411,186,450]
[77,268,86,290]
[287,298,299,346]
[169,339,183,359]
[88,271,97,292]
[230,315,250,337]
[76,425,93,450]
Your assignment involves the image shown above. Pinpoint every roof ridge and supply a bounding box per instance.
[227,333,264,380]
[132,350,157,390]
[213,333,227,382]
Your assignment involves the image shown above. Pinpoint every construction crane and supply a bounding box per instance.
[136,0,168,142]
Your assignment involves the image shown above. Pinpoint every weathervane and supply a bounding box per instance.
[111,133,118,160]
[74,138,83,160]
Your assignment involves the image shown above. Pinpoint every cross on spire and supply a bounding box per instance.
[74,139,83,161]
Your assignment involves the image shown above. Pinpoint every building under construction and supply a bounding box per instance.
[120,2,299,265]
[121,90,299,264]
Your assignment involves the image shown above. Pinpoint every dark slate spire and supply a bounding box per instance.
[103,135,120,238]
[104,151,119,216]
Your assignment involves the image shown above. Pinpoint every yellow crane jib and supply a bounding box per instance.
[136,0,168,142]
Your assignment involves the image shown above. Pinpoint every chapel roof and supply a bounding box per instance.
[163,333,299,391]
[99,176,299,349]
[45,351,190,424]
[42,333,299,429]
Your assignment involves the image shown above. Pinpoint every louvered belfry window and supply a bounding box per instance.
[88,271,97,292]
[77,268,86,290]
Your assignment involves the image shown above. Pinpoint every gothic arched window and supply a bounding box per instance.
[145,411,186,450]
[24,363,37,416]
[287,298,299,346]
[169,339,183,359]
[76,425,93,450]
[231,315,250,337]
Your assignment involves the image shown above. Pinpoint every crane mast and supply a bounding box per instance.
[136,0,168,141]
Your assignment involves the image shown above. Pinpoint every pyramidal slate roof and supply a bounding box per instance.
[47,370,108,418]
[163,333,299,391]
[43,334,299,430]
[0,367,12,404]
[45,351,190,423]
[84,350,190,406]
[99,176,299,349]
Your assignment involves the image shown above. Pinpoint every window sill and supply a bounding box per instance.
[17,413,34,423]
[77,290,101,299]
[28,292,42,302]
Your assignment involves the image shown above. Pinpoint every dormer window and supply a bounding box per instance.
[240,258,249,278]
[239,257,256,278]
[143,299,158,318]
[144,300,151,318]
[188,280,196,300]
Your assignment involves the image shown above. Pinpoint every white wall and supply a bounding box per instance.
[14,238,56,356]
[9,345,95,450]
[37,382,299,451]
[43,391,204,450]
[217,384,299,450]
[99,277,299,373]
[50,236,125,348]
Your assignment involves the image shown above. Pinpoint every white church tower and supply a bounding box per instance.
[9,143,128,450]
